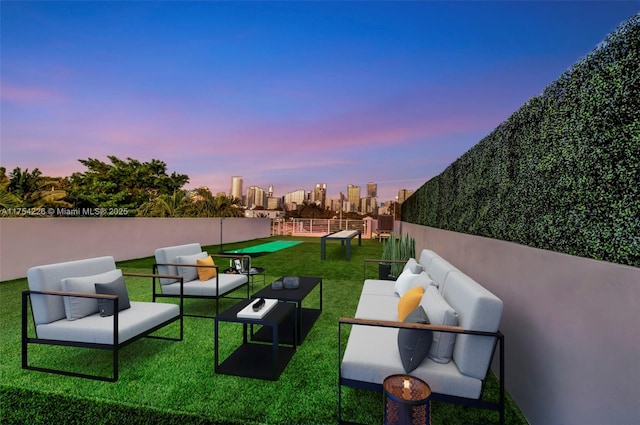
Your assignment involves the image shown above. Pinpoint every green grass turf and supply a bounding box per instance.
[223,240,303,255]
[0,236,528,425]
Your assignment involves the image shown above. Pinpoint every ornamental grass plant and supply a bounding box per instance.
[1,236,527,424]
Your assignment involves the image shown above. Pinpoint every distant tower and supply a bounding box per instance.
[314,183,327,208]
[347,184,361,212]
[230,176,243,202]
[367,182,377,198]
[268,185,274,197]
[397,188,414,203]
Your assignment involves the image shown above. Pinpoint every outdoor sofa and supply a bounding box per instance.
[22,256,183,382]
[339,249,505,423]
[153,243,250,317]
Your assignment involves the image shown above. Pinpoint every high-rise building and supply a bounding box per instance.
[246,186,267,209]
[347,184,360,211]
[230,176,243,203]
[397,189,414,203]
[284,189,306,210]
[367,182,377,198]
[313,183,327,208]
[267,196,281,210]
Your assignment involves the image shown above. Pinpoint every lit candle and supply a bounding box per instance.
[403,377,410,399]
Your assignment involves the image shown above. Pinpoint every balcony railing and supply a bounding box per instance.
[271,218,371,238]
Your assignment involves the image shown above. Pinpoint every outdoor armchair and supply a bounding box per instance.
[153,243,250,318]
[22,256,184,382]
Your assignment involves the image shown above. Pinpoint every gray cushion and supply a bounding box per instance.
[398,306,432,373]
[95,276,131,317]
[176,252,208,282]
[154,243,202,285]
[60,269,123,321]
[420,284,458,363]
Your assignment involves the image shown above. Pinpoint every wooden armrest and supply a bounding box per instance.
[339,317,464,333]
[152,263,218,269]
[363,258,406,264]
[29,289,115,299]
[210,254,251,260]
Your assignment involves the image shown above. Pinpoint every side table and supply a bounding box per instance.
[249,266,266,288]
[383,374,431,425]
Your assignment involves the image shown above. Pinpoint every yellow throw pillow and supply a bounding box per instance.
[397,285,425,321]
[196,255,217,281]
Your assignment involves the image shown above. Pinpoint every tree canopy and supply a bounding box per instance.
[67,156,189,212]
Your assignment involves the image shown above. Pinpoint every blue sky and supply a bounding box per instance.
[1,1,638,202]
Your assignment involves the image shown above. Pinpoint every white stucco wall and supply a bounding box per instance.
[0,217,270,281]
[402,222,640,425]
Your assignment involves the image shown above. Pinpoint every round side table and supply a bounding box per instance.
[383,374,431,425]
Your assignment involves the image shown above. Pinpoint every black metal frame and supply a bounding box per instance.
[338,318,505,425]
[22,272,184,382]
[152,254,251,319]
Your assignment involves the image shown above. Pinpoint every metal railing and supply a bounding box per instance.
[271,218,371,238]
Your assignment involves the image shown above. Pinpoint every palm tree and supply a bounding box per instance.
[137,190,190,217]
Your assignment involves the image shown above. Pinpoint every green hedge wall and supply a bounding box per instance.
[402,14,640,268]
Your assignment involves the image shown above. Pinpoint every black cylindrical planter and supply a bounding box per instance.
[383,375,431,425]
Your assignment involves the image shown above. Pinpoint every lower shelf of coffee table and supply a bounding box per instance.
[251,308,321,345]
[217,343,295,381]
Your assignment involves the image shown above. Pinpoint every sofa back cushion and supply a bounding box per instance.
[154,243,202,285]
[418,249,439,273]
[442,271,503,380]
[427,256,459,293]
[27,256,117,325]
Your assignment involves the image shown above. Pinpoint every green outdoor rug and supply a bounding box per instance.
[224,240,302,256]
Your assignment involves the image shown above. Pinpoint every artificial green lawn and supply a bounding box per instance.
[1,236,527,424]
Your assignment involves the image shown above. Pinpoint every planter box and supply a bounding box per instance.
[378,262,394,281]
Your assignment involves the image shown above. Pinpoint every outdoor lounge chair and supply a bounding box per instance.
[23,256,183,382]
[153,243,250,318]
[375,214,394,241]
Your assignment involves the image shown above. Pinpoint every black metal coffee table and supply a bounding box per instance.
[251,276,322,345]
[214,298,296,380]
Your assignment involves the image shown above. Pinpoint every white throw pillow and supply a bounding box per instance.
[176,252,208,282]
[61,269,123,321]
[403,258,423,275]
[421,285,458,363]
[394,269,420,297]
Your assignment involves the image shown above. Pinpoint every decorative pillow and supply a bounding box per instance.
[196,255,217,281]
[421,285,458,363]
[394,269,419,297]
[413,271,437,291]
[397,285,425,321]
[95,276,131,317]
[398,305,433,373]
[403,258,422,275]
[175,252,208,282]
[60,269,123,321]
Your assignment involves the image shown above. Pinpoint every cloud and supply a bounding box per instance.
[0,80,65,105]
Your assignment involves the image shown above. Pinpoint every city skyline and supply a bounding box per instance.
[2,2,638,202]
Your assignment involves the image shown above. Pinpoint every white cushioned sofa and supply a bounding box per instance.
[339,249,505,424]
[23,256,183,382]
[154,243,250,317]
